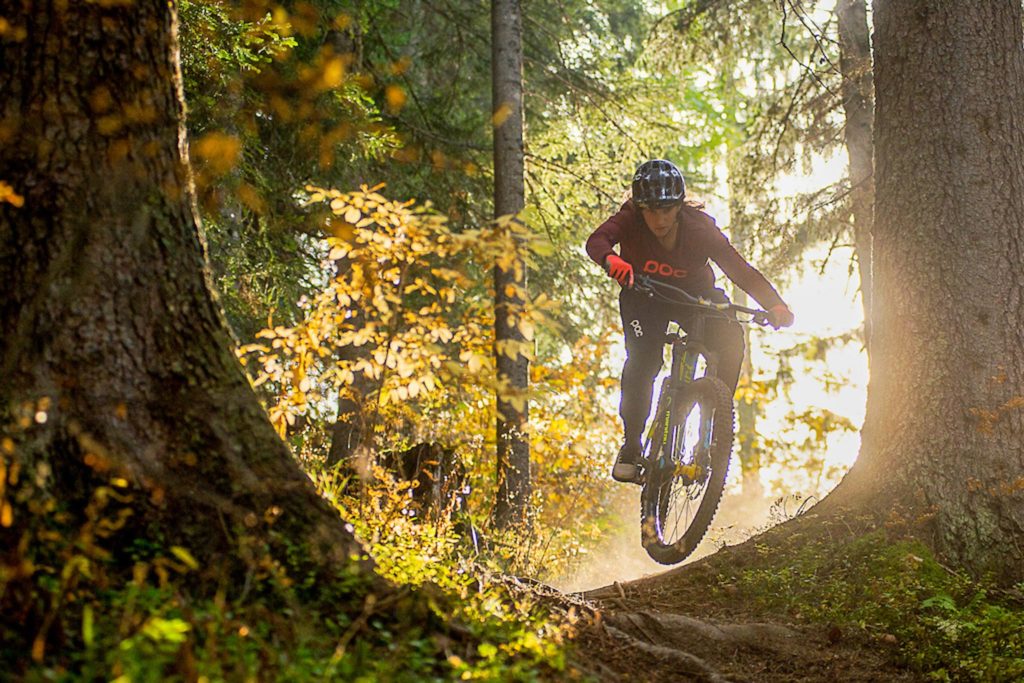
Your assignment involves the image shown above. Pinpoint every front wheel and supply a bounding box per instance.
[640,376,735,565]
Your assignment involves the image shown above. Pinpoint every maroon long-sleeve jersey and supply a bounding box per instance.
[586,201,786,311]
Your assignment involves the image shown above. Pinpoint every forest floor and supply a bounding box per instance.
[558,515,925,682]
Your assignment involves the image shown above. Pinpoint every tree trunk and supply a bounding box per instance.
[836,0,875,348]
[733,287,765,499]
[326,259,375,469]
[726,211,765,499]
[0,0,361,569]
[825,0,1024,583]
[491,0,531,528]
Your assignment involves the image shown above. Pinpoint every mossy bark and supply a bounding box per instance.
[825,0,1024,583]
[0,1,362,572]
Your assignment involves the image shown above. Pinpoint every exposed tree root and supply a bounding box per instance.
[565,513,920,682]
[609,610,799,654]
[603,623,729,682]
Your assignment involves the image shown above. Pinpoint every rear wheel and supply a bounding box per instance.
[640,376,735,565]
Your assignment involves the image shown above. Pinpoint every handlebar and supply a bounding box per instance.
[631,274,771,326]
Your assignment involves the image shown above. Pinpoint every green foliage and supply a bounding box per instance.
[0,446,579,681]
[179,0,400,339]
[654,0,856,286]
[238,187,620,575]
[723,529,1024,681]
[320,467,578,680]
[179,0,736,352]
[179,0,297,79]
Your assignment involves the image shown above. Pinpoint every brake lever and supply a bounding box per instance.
[630,280,654,297]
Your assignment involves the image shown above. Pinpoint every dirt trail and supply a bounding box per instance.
[562,533,921,682]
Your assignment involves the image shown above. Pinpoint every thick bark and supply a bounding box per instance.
[726,216,764,498]
[733,290,764,499]
[492,0,531,528]
[0,1,360,568]
[825,0,1024,582]
[836,0,874,347]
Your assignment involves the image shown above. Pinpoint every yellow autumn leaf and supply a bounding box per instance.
[496,250,518,273]
[191,132,241,175]
[385,84,407,112]
[0,180,24,207]
[96,115,122,135]
[506,395,527,413]
[170,546,200,570]
[531,239,555,257]
[492,102,513,127]
[320,57,346,89]
[31,634,44,662]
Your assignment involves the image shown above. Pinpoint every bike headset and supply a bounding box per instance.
[632,159,686,209]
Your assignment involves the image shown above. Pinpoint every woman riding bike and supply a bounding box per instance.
[586,159,795,483]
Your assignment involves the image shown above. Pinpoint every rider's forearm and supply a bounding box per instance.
[585,202,632,267]
[729,268,786,311]
[711,237,787,310]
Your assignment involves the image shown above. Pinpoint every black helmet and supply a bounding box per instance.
[632,159,685,208]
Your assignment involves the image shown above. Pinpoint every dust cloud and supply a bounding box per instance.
[551,487,804,594]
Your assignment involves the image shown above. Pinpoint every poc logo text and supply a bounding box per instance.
[643,260,688,279]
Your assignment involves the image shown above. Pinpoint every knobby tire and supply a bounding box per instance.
[640,376,735,565]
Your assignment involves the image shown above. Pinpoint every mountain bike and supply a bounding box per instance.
[631,274,770,565]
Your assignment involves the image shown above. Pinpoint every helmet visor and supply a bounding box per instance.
[634,197,682,210]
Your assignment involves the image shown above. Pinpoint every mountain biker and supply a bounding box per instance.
[586,159,795,483]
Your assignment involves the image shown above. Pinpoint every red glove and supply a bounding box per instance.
[767,304,794,329]
[605,254,634,287]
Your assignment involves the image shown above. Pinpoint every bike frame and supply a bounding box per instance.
[645,321,716,474]
[635,275,767,475]
[632,274,771,562]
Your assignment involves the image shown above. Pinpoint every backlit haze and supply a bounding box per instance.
[554,153,868,592]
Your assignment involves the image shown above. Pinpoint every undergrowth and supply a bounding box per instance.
[0,452,583,682]
[722,526,1024,682]
[315,465,583,680]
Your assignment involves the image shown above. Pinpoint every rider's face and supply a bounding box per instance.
[641,203,682,238]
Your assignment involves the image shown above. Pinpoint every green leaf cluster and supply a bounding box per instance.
[725,529,1024,681]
